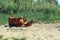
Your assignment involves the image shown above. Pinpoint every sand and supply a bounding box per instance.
[0,23,60,40]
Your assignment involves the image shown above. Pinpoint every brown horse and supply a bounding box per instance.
[9,16,34,27]
[9,16,25,26]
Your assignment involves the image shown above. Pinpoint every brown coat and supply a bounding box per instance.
[9,17,24,26]
[9,16,34,27]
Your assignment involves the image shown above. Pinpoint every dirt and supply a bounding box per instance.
[0,23,60,40]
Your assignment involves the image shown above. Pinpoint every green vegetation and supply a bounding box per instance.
[0,35,26,40]
[0,35,3,39]
[0,35,8,40]
[13,37,26,40]
[3,38,8,40]
[0,0,60,24]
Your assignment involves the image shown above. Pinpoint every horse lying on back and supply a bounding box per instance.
[9,16,34,27]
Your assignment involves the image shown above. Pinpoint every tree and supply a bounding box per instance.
[0,0,16,13]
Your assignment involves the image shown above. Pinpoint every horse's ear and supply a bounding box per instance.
[9,16,12,19]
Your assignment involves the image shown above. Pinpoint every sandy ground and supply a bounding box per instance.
[0,23,60,40]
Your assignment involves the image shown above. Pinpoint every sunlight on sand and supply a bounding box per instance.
[0,23,60,40]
